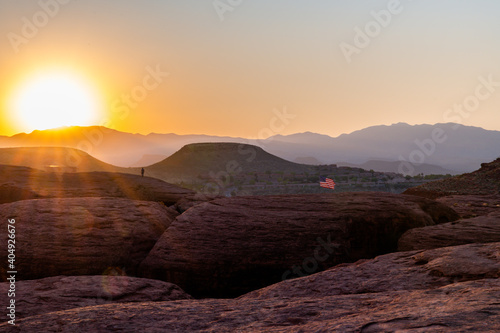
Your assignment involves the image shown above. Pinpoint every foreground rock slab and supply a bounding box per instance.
[141,192,459,297]
[0,197,177,281]
[3,279,498,332]
[2,243,498,332]
[0,275,191,320]
[399,211,500,251]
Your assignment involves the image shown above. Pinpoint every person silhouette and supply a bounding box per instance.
[141,168,145,177]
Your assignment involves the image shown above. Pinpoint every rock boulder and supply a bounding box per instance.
[398,211,500,251]
[0,165,206,212]
[0,197,178,282]
[0,275,191,320]
[140,192,459,297]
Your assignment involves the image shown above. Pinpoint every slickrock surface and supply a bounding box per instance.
[398,211,500,251]
[4,243,499,332]
[0,275,191,320]
[436,194,500,218]
[0,165,206,211]
[141,192,459,297]
[243,242,500,299]
[0,183,43,203]
[0,197,178,281]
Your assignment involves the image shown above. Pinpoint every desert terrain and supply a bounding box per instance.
[0,147,498,332]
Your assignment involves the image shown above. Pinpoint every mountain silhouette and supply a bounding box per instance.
[144,142,315,184]
[1,123,499,173]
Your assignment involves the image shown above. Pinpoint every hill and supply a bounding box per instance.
[404,157,500,198]
[145,142,315,184]
[143,142,442,196]
[0,147,124,173]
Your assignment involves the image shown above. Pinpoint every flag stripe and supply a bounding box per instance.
[319,177,335,189]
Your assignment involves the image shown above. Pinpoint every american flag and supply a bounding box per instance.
[319,177,335,189]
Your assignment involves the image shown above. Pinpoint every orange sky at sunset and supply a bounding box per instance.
[1,0,500,138]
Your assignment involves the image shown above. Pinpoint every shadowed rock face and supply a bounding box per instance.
[0,197,178,282]
[140,192,459,297]
[0,183,43,204]
[0,165,207,212]
[398,211,500,251]
[243,242,500,300]
[4,243,499,332]
[0,276,192,320]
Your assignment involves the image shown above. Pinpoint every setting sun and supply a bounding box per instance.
[9,71,103,132]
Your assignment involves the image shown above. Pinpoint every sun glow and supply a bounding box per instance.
[9,71,104,132]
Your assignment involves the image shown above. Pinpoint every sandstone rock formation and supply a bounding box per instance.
[0,275,191,320]
[0,197,178,282]
[0,165,206,212]
[4,243,498,332]
[398,211,500,251]
[436,194,500,218]
[0,183,43,204]
[140,192,459,297]
[243,242,500,299]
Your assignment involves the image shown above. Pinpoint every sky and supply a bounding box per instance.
[0,0,499,138]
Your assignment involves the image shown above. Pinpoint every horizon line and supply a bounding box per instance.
[1,121,489,140]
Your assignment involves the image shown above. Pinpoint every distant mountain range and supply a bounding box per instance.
[337,160,453,176]
[266,123,500,174]
[1,122,499,174]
